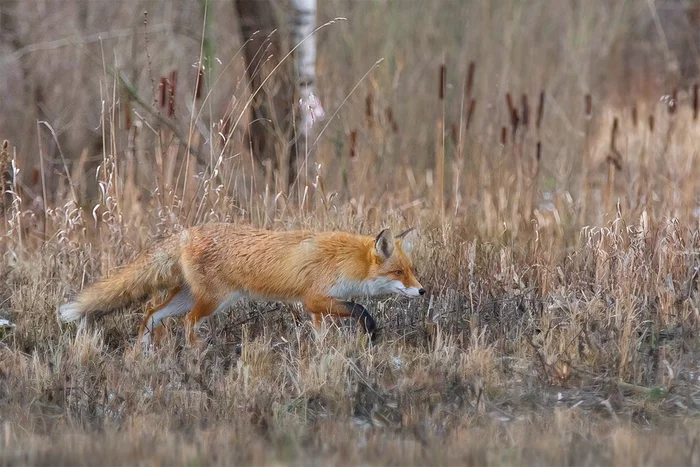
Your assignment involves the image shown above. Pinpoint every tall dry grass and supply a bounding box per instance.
[3,0,700,464]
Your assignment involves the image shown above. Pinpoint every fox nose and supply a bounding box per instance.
[418,288,426,295]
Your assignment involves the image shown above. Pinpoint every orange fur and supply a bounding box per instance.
[58,224,424,347]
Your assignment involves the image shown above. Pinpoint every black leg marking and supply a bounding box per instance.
[341,301,376,337]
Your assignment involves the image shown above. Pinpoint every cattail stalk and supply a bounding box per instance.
[605,118,622,215]
[435,61,446,220]
[465,99,476,131]
[435,120,445,219]
[579,93,593,226]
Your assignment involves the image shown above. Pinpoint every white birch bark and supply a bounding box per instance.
[289,0,324,136]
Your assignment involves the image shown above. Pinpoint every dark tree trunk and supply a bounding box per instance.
[234,0,298,190]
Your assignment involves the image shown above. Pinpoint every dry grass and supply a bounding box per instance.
[3,0,700,465]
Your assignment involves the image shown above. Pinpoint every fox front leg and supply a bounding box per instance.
[339,301,376,336]
[304,297,377,337]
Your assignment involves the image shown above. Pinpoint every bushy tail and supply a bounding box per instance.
[59,237,183,323]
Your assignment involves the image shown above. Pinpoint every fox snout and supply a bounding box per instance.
[398,275,425,297]
[406,273,425,297]
[401,285,426,297]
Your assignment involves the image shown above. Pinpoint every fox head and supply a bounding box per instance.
[371,227,425,297]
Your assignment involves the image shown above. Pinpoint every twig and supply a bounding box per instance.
[525,336,549,380]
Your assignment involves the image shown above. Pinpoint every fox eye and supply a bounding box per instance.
[394,269,404,276]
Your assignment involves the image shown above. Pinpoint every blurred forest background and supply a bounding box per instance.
[5,1,700,465]
[1,0,699,224]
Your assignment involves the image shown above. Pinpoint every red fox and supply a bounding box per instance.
[58,224,424,346]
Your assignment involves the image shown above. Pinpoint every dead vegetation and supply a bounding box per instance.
[3,0,700,465]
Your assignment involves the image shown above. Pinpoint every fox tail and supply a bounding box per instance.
[58,237,183,323]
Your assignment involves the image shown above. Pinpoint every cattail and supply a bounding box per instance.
[365,92,374,123]
[607,118,623,172]
[168,70,178,117]
[350,130,357,159]
[160,77,168,108]
[195,66,205,100]
[385,107,398,133]
[521,94,529,128]
[506,93,519,136]
[536,141,541,161]
[649,114,655,133]
[465,99,476,131]
[0,140,10,187]
[450,122,458,146]
[610,117,618,151]
[631,105,638,127]
[464,61,475,100]
[536,90,545,129]
[0,140,8,164]
[439,64,446,100]
[124,100,132,130]
[501,126,507,146]
[693,84,698,120]
[584,94,592,117]
[222,115,231,138]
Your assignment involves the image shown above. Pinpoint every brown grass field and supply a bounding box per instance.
[4,0,700,465]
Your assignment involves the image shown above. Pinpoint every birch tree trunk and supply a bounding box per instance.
[289,0,324,187]
[234,0,322,192]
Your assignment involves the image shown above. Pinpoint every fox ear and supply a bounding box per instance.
[375,228,394,260]
[396,227,417,254]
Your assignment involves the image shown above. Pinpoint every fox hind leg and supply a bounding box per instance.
[183,291,246,347]
[139,286,194,348]
[184,299,218,348]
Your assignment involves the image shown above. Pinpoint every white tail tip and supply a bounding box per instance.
[58,302,83,323]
